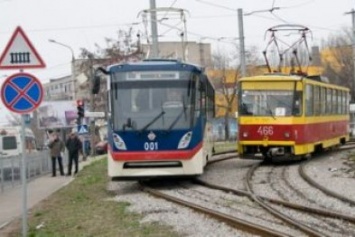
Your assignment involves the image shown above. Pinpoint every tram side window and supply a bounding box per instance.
[305,84,313,116]
[205,93,214,119]
[339,91,343,114]
[342,91,346,114]
[320,87,326,115]
[197,84,204,116]
[345,92,349,114]
[326,88,332,115]
[204,81,215,119]
[332,90,337,115]
[337,91,341,114]
[314,86,320,116]
[293,92,302,115]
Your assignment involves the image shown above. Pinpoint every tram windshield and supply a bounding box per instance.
[239,90,302,117]
[110,71,199,131]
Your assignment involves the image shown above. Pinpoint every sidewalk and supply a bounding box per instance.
[0,155,103,229]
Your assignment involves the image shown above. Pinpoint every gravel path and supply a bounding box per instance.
[303,151,355,201]
[110,152,355,236]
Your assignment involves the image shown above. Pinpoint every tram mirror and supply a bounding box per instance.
[92,75,101,94]
[123,118,136,130]
[127,118,133,127]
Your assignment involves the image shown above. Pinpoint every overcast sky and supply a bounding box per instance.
[0,0,355,121]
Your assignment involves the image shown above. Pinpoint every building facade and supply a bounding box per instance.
[43,75,74,101]
[141,41,212,67]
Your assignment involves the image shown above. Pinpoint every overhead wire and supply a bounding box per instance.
[195,0,238,12]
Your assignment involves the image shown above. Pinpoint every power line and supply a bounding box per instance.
[0,22,141,35]
[195,0,237,12]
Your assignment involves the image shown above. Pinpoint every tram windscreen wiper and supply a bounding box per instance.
[166,104,187,132]
[140,110,165,132]
[266,102,276,120]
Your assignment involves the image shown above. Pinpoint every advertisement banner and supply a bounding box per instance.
[37,101,88,129]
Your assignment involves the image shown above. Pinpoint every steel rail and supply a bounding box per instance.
[245,163,327,237]
[193,178,355,224]
[299,160,355,206]
[140,184,290,237]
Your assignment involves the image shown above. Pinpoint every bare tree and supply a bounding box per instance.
[210,48,239,140]
[77,29,143,114]
[321,29,353,98]
[210,44,262,140]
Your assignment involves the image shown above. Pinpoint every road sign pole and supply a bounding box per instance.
[20,114,28,237]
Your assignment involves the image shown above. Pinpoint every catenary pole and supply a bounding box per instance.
[48,39,76,100]
[345,9,355,102]
[150,0,159,58]
[352,9,355,102]
[238,8,246,77]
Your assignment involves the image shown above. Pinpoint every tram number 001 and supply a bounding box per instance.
[144,142,158,150]
[257,126,274,136]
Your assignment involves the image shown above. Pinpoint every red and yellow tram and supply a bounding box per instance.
[237,74,349,161]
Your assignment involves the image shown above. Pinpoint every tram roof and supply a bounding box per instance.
[239,73,332,82]
[239,73,349,90]
[107,59,204,73]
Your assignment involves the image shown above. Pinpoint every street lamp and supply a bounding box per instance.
[48,39,76,100]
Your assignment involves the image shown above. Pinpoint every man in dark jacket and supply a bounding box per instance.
[48,133,65,177]
[65,132,82,176]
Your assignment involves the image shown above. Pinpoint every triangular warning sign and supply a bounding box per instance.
[0,26,46,69]
[78,125,88,134]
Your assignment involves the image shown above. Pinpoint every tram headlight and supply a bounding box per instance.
[284,132,290,138]
[178,131,193,149]
[242,132,248,138]
[113,133,127,150]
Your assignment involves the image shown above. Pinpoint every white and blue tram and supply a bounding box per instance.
[95,59,215,180]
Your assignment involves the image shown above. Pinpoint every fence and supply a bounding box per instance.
[0,150,69,193]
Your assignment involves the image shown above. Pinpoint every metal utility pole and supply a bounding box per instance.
[345,9,355,102]
[20,115,27,237]
[89,55,95,157]
[150,0,159,58]
[48,39,76,100]
[352,9,355,102]
[238,8,246,77]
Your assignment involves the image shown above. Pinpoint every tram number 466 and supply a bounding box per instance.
[144,142,158,151]
[257,126,274,136]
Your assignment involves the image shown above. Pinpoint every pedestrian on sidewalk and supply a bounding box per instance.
[65,132,82,176]
[48,133,65,177]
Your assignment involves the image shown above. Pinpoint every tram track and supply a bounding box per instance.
[193,178,355,224]
[139,182,293,237]
[245,162,355,237]
[108,148,355,236]
[244,152,355,237]
[208,149,355,235]
[299,153,355,207]
[204,150,355,236]
[136,153,310,236]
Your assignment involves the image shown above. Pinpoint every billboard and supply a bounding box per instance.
[37,101,88,129]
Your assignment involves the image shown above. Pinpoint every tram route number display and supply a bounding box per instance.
[257,126,274,136]
[144,142,158,151]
